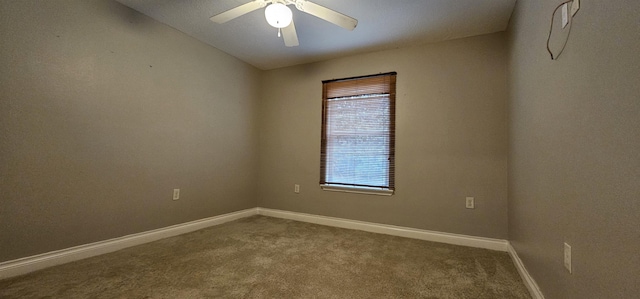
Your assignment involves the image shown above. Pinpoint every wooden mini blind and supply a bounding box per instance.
[320,72,396,190]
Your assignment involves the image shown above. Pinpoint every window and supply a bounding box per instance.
[320,72,396,196]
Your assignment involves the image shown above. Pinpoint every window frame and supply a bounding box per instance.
[319,72,397,196]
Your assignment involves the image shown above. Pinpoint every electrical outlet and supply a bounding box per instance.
[294,184,300,194]
[564,242,572,273]
[465,197,475,209]
[173,189,180,200]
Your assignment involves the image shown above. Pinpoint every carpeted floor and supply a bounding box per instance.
[0,216,531,298]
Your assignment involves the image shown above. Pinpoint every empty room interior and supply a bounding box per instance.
[0,0,638,298]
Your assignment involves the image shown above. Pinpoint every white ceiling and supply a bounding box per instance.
[115,0,516,70]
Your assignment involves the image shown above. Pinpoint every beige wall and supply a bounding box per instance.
[0,0,260,262]
[258,33,509,239]
[507,0,640,297]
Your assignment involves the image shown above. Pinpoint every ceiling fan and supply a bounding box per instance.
[210,0,358,47]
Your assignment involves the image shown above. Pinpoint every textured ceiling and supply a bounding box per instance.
[115,0,516,70]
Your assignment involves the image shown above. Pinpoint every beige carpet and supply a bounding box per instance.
[0,216,530,298]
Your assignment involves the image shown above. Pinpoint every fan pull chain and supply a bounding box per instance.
[278,28,281,37]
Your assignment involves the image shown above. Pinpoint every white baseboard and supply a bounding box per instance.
[0,208,257,280]
[1,205,539,298]
[257,208,509,252]
[508,242,545,299]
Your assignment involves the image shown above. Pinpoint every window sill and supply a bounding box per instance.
[320,184,394,196]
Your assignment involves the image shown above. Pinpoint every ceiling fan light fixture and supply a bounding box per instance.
[265,3,292,28]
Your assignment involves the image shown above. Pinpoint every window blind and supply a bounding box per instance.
[320,72,396,191]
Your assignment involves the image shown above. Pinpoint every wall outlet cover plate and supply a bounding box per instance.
[564,242,572,273]
[465,197,475,209]
[173,189,180,200]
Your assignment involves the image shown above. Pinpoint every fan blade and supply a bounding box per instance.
[210,0,266,24]
[282,20,299,47]
[295,0,357,31]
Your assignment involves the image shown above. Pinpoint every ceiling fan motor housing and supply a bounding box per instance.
[265,2,292,28]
